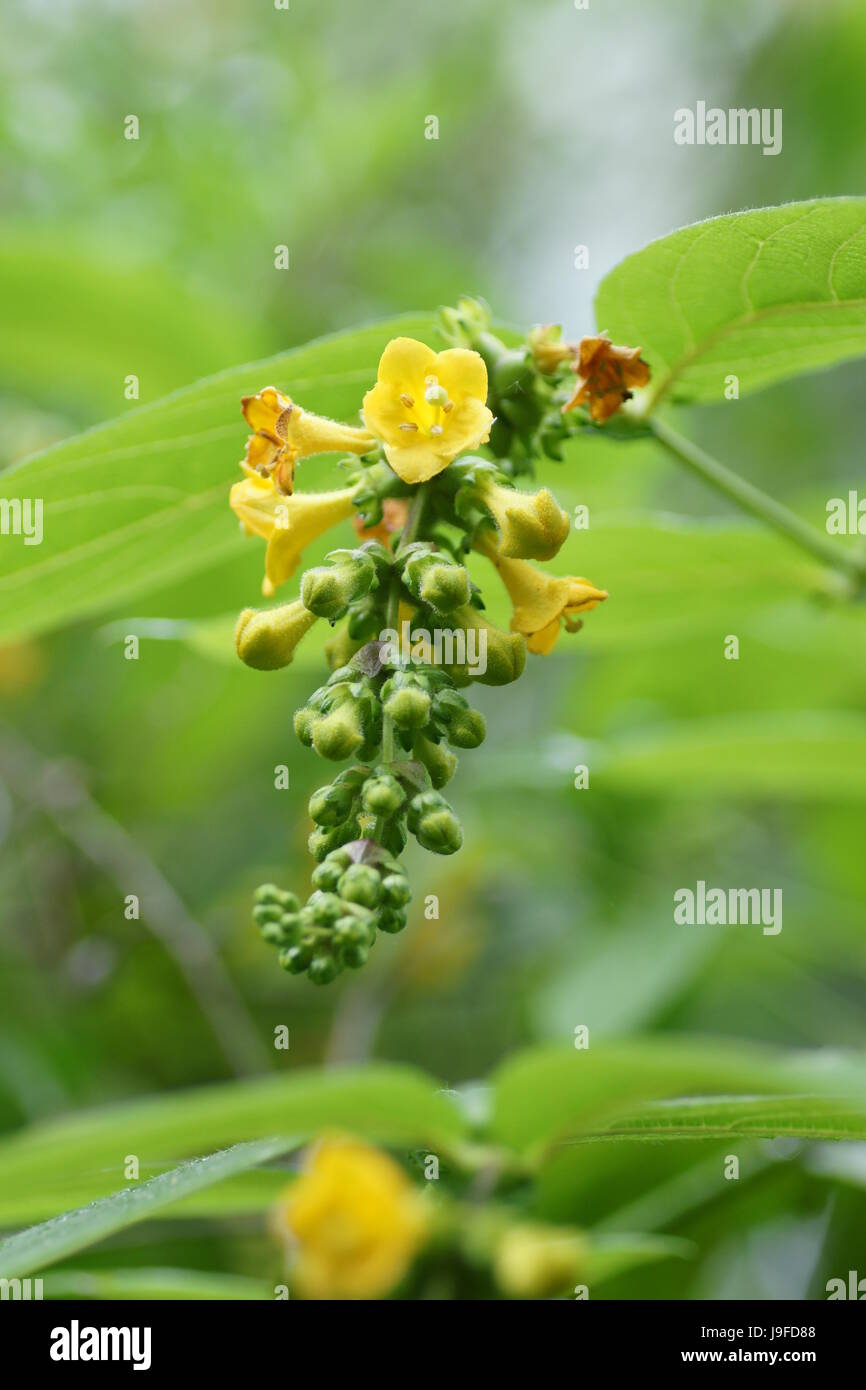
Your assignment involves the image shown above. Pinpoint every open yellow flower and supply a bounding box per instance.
[484,545,607,654]
[230,473,359,596]
[362,337,494,484]
[241,386,375,495]
[275,1137,428,1300]
[476,476,570,561]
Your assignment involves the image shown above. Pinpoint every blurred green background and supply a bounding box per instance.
[1,0,866,1299]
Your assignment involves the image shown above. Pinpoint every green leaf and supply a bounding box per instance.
[0,1064,466,1227]
[595,1095,866,1143]
[43,1268,272,1300]
[0,312,442,643]
[491,1040,866,1158]
[0,1137,294,1277]
[595,198,866,408]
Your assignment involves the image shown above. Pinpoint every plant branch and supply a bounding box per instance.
[649,415,866,589]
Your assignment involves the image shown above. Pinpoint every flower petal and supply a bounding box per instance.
[434,347,489,402]
[375,336,438,391]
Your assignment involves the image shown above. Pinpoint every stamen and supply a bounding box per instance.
[430,424,444,436]
[399,422,419,432]
[400,393,414,408]
[443,400,454,413]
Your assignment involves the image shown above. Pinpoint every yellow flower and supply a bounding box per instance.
[275,1137,428,1300]
[562,334,650,422]
[476,476,570,561]
[234,599,319,670]
[495,1222,587,1299]
[483,543,607,654]
[362,336,494,484]
[528,324,577,375]
[241,386,375,495]
[230,473,359,596]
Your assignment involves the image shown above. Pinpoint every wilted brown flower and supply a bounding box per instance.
[562,334,650,422]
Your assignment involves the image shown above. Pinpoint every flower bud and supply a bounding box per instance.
[384,684,431,732]
[361,773,406,817]
[308,781,356,827]
[308,822,356,861]
[338,863,382,909]
[341,942,370,969]
[301,548,376,621]
[311,700,366,760]
[377,906,409,934]
[413,732,458,788]
[416,807,463,855]
[235,600,319,671]
[446,708,486,749]
[447,606,526,687]
[279,944,313,974]
[402,550,471,615]
[308,954,341,986]
[311,858,345,892]
[308,892,343,926]
[495,1224,586,1299]
[381,873,412,908]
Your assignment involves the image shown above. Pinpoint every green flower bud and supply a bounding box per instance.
[308,891,344,926]
[380,873,412,908]
[446,605,527,687]
[308,781,356,827]
[261,912,302,947]
[253,883,284,906]
[413,732,458,788]
[360,773,406,817]
[253,902,284,926]
[279,944,313,974]
[407,789,448,833]
[333,915,368,947]
[301,548,376,621]
[384,684,431,732]
[416,807,463,855]
[311,858,345,892]
[311,700,366,760]
[338,863,382,909]
[308,822,356,862]
[403,550,471,615]
[492,348,533,396]
[325,846,354,871]
[446,708,486,749]
[347,592,383,641]
[341,943,370,969]
[308,954,341,985]
[378,906,408,935]
[293,706,317,747]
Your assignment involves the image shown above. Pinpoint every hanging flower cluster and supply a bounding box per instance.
[230,299,649,984]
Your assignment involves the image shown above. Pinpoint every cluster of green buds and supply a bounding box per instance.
[233,300,623,983]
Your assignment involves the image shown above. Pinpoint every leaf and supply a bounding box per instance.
[583,1234,693,1287]
[595,198,866,408]
[0,312,442,643]
[0,1064,466,1227]
[0,1137,294,1277]
[593,1095,866,1143]
[491,1040,866,1158]
[43,1268,272,1300]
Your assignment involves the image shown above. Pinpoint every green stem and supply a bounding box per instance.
[649,415,866,588]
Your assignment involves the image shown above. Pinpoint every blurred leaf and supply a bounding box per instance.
[598,1095,866,1142]
[44,1267,272,1300]
[0,1065,466,1226]
[596,198,866,407]
[0,1136,294,1277]
[491,1040,866,1157]
[583,1233,694,1286]
[0,313,441,643]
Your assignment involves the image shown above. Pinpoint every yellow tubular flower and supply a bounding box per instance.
[495,1223,587,1299]
[484,545,607,654]
[235,600,319,671]
[230,473,360,596]
[362,336,494,484]
[446,604,527,686]
[241,386,375,495]
[275,1137,429,1300]
[476,477,570,561]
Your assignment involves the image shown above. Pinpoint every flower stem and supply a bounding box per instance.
[649,415,866,589]
[376,483,431,794]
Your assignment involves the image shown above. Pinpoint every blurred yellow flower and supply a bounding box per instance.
[362,337,493,484]
[276,1137,428,1300]
[241,386,375,495]
[495,1222,586,1299]
[230,474,359,596]
[476,477,570,561]
[484,547,607,653]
